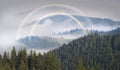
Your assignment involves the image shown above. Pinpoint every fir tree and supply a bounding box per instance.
[11,47,16,70]
[76,57,85,70]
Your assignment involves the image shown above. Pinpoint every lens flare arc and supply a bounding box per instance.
[29,12,87,36]
[16,4,96,39]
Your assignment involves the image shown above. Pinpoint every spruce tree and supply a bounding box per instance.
[35,53,43,70]
[0,54,4,70]
[76,57,85,70]
[4,63,11,70]
[3,51,8,66]
[44,52,61,70]
[19,60,26,70]
[11,47,16,70]
[22,48,28,70]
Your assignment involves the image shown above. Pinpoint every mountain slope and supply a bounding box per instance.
[74,15,120,31]
[52,33,120,70]
[17,36,71,50]
[26,15,120,32]
[99,27,120,35]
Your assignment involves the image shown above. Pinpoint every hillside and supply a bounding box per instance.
[53,33,120,70]
[74,15,120,29]
[99,27,120,35]
[17,36,71,50]
[27,15,120,32]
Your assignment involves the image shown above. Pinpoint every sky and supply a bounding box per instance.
[0,0,120,49]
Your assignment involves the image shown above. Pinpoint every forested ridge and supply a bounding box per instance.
[0,48,61,70]
[0,33,119,70]
[53,33,120,70]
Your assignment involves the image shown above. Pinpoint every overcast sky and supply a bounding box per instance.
[0,0,120,20]
[0,0,120,49]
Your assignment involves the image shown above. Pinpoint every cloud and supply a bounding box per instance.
[32,17,81,37]
[0,0,120,20]
[0,9,24,50]
[0,0,120,53]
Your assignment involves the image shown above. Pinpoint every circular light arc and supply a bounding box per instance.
[16,4,96,39]
[29,12,87,36]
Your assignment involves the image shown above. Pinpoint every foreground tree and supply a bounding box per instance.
[35,53,43,70]
[0,54,4,70]
[11,47,16,70]
[76,57,85,70]
[19,59,27,70]
[4,63,11,70]
[44,52,61,70]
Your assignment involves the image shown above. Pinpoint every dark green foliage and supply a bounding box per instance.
[43,52,61,70]
[0,54,4,70]
[11,47,16,70]
[28,50,36,70]
[3,51,9,65]
[76,57,85,70]
[35,53,43,70]
[53,33,120,70]
[0,33,119,70]
[0,47,61,70]
[19,59,28,70]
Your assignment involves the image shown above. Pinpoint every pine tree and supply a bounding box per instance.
[28,50,36,70]
[16,50,22,70]
[0,54,4,70]
[17,49,28,70]
[3,51,8,66]
[4,63,11,70]
[11,47,16,70]
[44,52,61,70]
[35,53,43,70]
[19,60,26,70]
[22,48,28,70]
[18,49,28,70]
[76,57,85,70]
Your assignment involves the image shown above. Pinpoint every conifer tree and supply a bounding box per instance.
[11,47,16,70]
[0,54,4,70]
[76,57,85,70]
[19,60,26,70]
[44,52,61,70]
[3,51,8,66]
[22,48,28,70]
[3,63,11,70]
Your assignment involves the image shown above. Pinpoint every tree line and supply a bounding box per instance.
[0,47,86,70]
[0,47,62,70]
[53,33,120,70]
[0,33,119,70]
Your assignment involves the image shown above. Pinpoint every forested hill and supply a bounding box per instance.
[98,27,120,36]
[53,33,120,70]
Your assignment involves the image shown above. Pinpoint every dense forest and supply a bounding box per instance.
[0,33,119,70]
[53,33,120,70]
[0,48,61,70]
